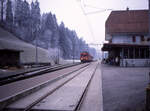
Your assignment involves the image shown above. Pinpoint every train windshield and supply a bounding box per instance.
[81,54,87,57]
[81,53,88,57]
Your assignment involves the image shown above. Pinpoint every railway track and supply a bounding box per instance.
[0,62,101,111]
[0,63,90,110]
[0,62,81,86]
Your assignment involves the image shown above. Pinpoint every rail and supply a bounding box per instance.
[0,62,81,85]
[2,62,99,111]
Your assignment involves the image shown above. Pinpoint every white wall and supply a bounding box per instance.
[112,35,132,44]
[120,59,150,67]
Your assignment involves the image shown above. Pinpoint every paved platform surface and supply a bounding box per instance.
[6,62,104,111]
[79,63,103,111]
[101,64,149,111]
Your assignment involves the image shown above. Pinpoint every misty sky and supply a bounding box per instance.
[28,0,148,48]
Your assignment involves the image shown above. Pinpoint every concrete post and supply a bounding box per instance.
[122,48,124,59]
[139,48,140,58]
[133,48,135,59]
[121,48,124,66]
[144,48,146,59]
[128,48,130,59]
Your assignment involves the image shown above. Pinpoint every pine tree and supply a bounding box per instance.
[31,0,41,28]
[45,13,59,48]
[0,0,5,22]
[59,22,71,59]
[6,0,13,24]
[40,13,59,49]
[14,0,23,26]
[30,0,41,41]
[40,13,53,49]
[51,14,59,48]
[22,0,30,27]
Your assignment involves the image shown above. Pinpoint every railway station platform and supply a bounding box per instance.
[0,62,103,111]
[79,62,103,111]
[0,64,87,108]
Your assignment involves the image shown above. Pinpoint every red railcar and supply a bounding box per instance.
[80,52,93,63]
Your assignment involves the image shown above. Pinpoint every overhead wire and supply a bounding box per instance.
[76,0,112,45]
[84,3,113,11]
[77,0,96,45]
[76,0,112,58]
[85,9,112,15]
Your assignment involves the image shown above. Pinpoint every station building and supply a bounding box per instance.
[102,9,150,67]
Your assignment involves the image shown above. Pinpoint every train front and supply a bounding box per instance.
[80,52,91,63]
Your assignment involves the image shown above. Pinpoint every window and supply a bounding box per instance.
[109,39,112,43]
[140,35,144,42]
[147,38,150,41]
[132,36,136,42]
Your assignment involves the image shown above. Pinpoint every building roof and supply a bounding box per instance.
[106,10,149,35]
[0,49,23,52]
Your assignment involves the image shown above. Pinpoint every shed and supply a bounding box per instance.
[0,27,51,65]
[0,49,23,67]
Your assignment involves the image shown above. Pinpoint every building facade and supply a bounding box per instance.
[102,9,150,67]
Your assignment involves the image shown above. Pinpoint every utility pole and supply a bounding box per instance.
[35,26,40,65]
[58,46,60,64]
[35,35,38,65]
